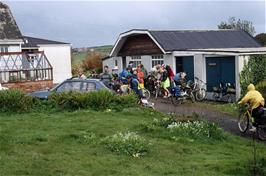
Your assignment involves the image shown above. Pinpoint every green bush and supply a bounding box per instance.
[0,89,34,113]
[49,90,114,110]
[101,131,149,157]
[256,80,266,99]
[0,89,138,113]
[240,55,266,96]
[110,93,138,111]
[49,90,138,111]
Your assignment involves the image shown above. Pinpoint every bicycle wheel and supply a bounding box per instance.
[195,88,207,101]
[143,89,150,100]
[238,112,250,133]
[257,125,266,141]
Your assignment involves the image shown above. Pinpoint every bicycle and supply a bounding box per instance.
[119,84,150,100]
[238,104,266,140]
[212,83,236,103]
[170,84,195,106]
[193,77,207,101]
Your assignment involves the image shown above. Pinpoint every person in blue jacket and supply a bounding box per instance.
[119,67,131,84]
[126,73,144,98]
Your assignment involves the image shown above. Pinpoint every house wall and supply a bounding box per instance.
[2,80,53,93]
[193,54,206,84]
[141,55,152,72]
[164,54,175,72]
[7,45,21,52]
[235,55,250,99]
[108,56,123,73]
[103,57,115,71]
[38,44,72,83]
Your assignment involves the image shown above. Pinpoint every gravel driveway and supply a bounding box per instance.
[150,97,264,142]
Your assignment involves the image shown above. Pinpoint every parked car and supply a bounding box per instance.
[28,78,110,99]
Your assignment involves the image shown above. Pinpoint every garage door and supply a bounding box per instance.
[175,56,194,81]
[206,56,235,91]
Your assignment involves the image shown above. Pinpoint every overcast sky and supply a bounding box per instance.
[4,1,266,47]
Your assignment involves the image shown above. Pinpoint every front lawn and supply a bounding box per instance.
[0,108,265,176]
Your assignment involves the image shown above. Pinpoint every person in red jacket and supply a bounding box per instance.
[136,65,145,89]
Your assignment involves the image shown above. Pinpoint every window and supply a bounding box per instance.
[131,56,141,68]
[83,82,96,92]
[115,60,118,66]
[152,55,164,67]
[0,46,8,53]
[56,81,83,92]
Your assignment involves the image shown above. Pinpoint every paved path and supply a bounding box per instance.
[150,98,263,142]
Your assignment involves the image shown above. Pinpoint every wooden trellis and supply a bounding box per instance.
[0,51,53,83]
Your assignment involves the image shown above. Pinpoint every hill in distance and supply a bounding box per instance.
[72,45,113,65]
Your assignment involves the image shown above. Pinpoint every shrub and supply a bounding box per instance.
[49,90,138,111]
[256,80,266,99]
[49,90,114,110]
[111,93,138,111]
[240,55,266,96]
[0,89,34,113]
[167,121,225,140]
[82,51,103,73]
[152,113,200,128]
[101,131,149,157]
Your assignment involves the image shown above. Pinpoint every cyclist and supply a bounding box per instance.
[160,66,170,98]
[100,65,112,88]
[119,67,131,84]
[126,73,144,99]
[238,84,265,131]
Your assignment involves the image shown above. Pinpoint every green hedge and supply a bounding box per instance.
[0,89,138,113]
[49,90,138,111]
[49,90,113,110]
[256,80,266,99]
[0,89,34,113]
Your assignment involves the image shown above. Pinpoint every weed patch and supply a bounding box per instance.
[101,131,150,157]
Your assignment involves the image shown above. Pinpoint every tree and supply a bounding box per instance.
[218,17,256,36]
[255,33,266,46]
[239,55,266,96]
[81,51,103,73]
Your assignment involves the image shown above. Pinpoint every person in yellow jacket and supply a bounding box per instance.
[238,84,265,129]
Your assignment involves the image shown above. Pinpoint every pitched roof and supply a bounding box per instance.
[149,30,262,51]
[22,36,69,48]
[0,2,22,40]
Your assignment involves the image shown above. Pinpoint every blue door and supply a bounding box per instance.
[206,56,235,91]
[175,56,194,81]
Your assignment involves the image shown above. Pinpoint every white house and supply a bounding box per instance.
[0,2,72,91]
[104,29,266,100]
[22,36,72,83]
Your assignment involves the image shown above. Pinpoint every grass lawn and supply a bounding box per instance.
[1,108,266,176]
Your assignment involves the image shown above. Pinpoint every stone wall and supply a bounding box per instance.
[2,80,53,92]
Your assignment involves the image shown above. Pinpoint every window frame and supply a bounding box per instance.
[131,55,141,68]
[0,46,8,53]
[151,54,164,67]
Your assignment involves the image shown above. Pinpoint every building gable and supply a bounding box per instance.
[117,34,163,56]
